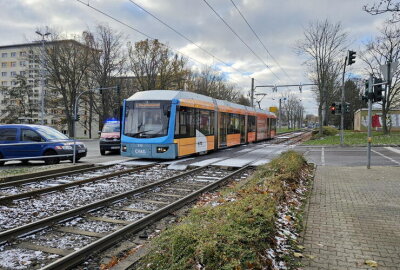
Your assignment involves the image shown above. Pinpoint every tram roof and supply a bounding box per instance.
[126,90,275,117]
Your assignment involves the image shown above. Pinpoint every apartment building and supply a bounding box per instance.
[0,41,98,138]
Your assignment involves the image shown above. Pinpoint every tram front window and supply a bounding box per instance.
[124,101,170,138]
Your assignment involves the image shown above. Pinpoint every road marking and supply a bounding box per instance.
[385,147,400,155]
[372,149,400,165]
[321,147,325,166]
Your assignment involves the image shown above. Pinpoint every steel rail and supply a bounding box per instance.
[0,164,94,183]
[0,166,204,243]
[40,165,250,270]
[0,164,155,204]
[0,164,112,188]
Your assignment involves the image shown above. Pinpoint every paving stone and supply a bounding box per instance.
[302,166,400,269]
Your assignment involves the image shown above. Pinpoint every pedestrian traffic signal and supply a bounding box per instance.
[337,103,342,114]
[330,103,336,114]
[373,78,384,102]
[75,115,80,121]
[347,50,356,66]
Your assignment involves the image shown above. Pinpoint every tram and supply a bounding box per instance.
[121,90,276,159]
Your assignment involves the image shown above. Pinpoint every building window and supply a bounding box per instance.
[1,62,6,68]
[20,71,26,76]
[10,62,16,67]
[1,53,7,58]
[10,71,16,77]
[1,72,6,77]
[20,51,26,57]
[1,81,7,86]
[11,52,16,57]
[20,61,26,67]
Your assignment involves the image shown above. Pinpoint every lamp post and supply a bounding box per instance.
[35,30,50,125]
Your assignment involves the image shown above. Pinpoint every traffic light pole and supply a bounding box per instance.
[340,56,347,146]
[367,74,373,169]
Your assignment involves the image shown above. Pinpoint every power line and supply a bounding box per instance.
[230,0,294,83]
[76,0,268,85]
[202,0,281,82]
[126,0,266,84]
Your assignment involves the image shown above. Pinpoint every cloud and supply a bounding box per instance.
[0,0,390,114]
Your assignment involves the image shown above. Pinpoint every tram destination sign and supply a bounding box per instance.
[137,103,161,108]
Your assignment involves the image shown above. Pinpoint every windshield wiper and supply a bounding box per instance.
[126,130,153,137]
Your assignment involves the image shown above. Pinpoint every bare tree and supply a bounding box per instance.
[281,93,304,129]
[360,23,400,133]
[85,25,127,130]
[364,0,400,23]
[42,33,94,137]
[295,20,348,135]
[186,66,240,102]
[128,39,188,91]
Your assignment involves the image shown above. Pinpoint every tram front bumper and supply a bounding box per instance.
[121,143,177,159]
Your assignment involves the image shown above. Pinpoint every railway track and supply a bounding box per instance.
[0,166,253,270]
[0,131,310,269]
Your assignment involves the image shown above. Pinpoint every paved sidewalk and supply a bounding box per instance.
[302,166,400,270]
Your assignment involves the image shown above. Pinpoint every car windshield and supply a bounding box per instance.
[36,126,69,140]
[124,100,170,138]
[102,122,120,133]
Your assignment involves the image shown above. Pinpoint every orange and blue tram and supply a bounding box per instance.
[121,90,276,159]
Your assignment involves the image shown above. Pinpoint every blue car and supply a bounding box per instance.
[0,124,87,166]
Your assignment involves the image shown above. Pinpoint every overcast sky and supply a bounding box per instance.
[0,0,390,115]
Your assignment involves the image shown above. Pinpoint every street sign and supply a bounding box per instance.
[380,62,398,82]
[269,106,278,113]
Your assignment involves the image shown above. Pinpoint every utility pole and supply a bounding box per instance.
[367,74,373,169]
[340,56,347,146]
[251,78,254,107]
[35,29,51,125]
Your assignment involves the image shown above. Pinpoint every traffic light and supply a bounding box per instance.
[347,50,356,66]
[99,85,103,95]
[330,103,336,114]
[373,78,384,102]
[75,115,80,121]
[344,102,350,113]
[337,103,342,114]
[116,85,121,95]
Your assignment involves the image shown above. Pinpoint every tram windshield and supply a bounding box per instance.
[124,100,170,138]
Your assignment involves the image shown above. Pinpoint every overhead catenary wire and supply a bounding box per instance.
[127,0,266,84]
[75,0,266,86]
[230,0,294,83]
[202,0,281,82]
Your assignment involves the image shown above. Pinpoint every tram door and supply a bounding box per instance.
[218,112,227,147]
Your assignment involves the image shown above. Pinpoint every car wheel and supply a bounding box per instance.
[0,153,4,166]
[100,149,106,155]
[44,150,60,165]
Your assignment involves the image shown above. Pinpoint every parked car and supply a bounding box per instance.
[0,124,87,166]
[99,120,121,155]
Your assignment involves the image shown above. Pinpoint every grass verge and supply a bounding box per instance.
[303,130,400,145]
[132,151,313,270]
[0,164,72,180]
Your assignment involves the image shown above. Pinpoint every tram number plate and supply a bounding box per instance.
[78,150,85,153]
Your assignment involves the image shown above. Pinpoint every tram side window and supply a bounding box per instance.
[228,113,240,134]
[248,116,256,132]
[271,118,276,130]
[198,109,214,136]
[175,106,195,138]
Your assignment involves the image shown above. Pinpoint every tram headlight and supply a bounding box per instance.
[156,146,169,153]
[122,145,127,152]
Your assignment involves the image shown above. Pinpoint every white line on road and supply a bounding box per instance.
[385,147,400,155]
[321,147,325,166]
[372,149,400,166]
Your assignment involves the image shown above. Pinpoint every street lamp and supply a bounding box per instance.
[35,30,51,125]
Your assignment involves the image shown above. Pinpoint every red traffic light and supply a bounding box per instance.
[330,103,336,114]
